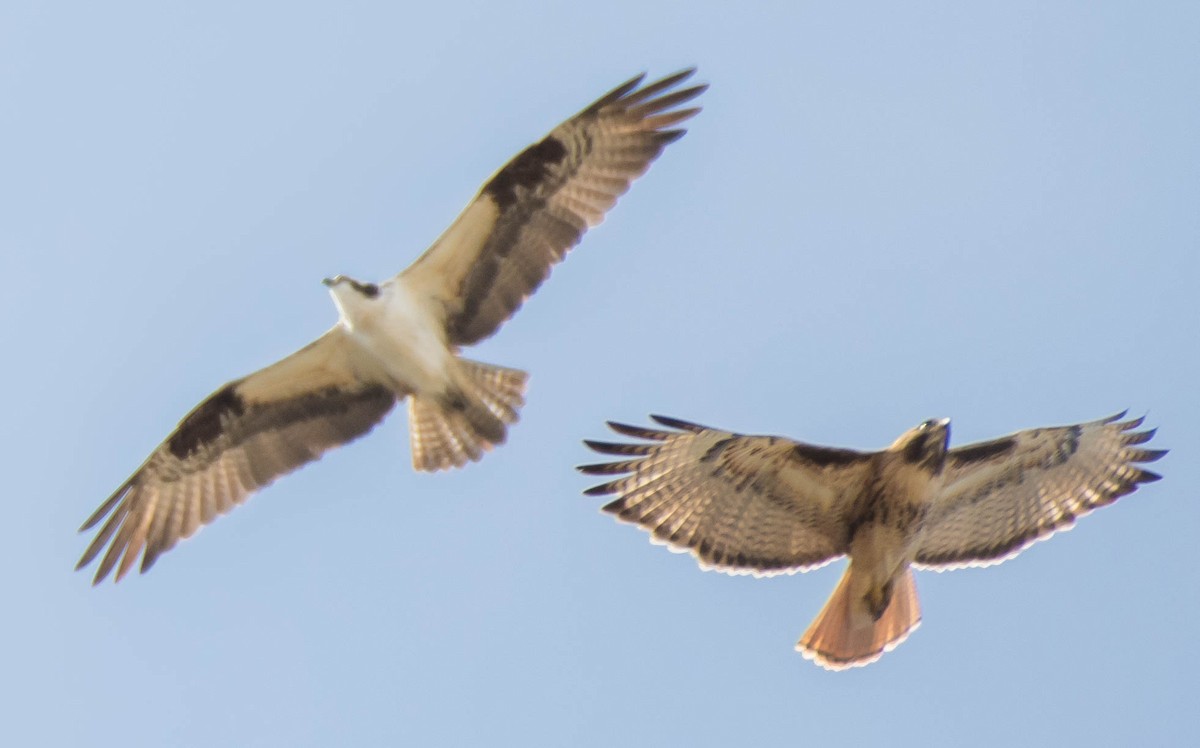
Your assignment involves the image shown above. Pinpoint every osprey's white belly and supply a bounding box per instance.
[335,281,454,396]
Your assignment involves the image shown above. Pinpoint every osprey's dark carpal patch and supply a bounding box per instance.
[484,136,569,210]
[168,384,245,459]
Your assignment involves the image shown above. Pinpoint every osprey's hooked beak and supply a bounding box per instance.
[322,276,342,288]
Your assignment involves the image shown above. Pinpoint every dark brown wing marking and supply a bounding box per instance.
[945,435,1017,468]
[483,136,569,211]
[167,384,245,459]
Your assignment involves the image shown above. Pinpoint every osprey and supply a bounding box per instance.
[580,413,1165,670]
[77,70,705,584]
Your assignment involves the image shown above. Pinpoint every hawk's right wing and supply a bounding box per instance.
[914,413,1165,570]
[579,416,875,576]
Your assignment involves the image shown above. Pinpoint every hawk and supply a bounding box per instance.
[580,413,1165,670]
[76,70,705,584]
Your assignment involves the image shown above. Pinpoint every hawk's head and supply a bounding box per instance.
[892,418,951,474]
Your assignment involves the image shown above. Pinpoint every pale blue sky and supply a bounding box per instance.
[3,2,1197,746]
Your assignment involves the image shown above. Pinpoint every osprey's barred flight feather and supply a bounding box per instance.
[77,70,705,584]
[580,413,1165,670]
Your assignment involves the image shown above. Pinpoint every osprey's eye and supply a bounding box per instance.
[351,281,380,298]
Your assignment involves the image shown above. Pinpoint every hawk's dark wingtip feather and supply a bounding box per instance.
[1118,414,1145,430]
[600,498,628,515]
[655,130,688,146]
[649,414,708,433]
[583,440,654,456]
[583,482,620,497]
[605,421,669,440]
[1134,448,1169,464]
[1123,427,1157,445]
[577,461,635,476]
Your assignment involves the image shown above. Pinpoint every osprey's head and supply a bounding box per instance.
[892,417,951,473]
[323,275,380,298]
[324,275,382,321]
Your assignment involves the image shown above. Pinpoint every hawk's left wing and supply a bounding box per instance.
[400,70,705,346]
[914,413,1165,570]
[579,416,874,576]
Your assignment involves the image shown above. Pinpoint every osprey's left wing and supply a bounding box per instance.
[914,413,1165,570]
[76,329,398,584]
[579,416,873,576]
[400,70,705,346]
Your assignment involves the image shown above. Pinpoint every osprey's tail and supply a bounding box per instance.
[796,566,921,670]
[408,359,528,472]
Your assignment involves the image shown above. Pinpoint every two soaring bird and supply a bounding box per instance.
[77,70,1166,671]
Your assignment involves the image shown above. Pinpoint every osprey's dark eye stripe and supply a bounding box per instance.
[350,281,380,298]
